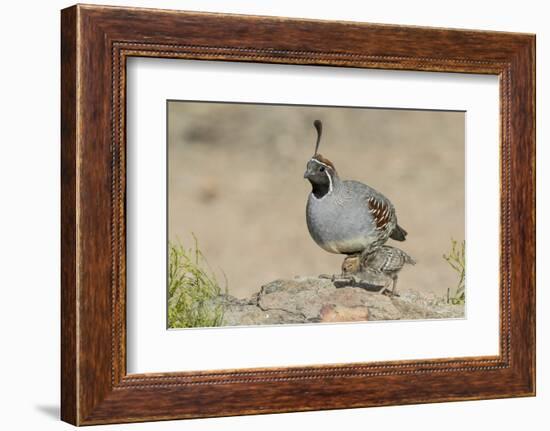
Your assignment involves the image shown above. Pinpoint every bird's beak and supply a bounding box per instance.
[304,165,316,179]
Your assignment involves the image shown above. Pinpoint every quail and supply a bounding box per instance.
[304,120,408,261]
[361,245,416,296]
[327,245,415,296]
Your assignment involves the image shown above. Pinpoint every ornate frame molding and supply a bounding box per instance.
[61,5,535,425]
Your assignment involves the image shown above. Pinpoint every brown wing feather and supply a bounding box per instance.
[367,196,393,231]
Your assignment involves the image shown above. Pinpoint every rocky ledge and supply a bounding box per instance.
[214,277,464,326]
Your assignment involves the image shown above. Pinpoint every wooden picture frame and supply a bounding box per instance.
[61,4,535,425]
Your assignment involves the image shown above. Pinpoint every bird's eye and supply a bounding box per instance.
[319,166,325,172]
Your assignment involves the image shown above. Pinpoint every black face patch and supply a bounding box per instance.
[311,181,330,199]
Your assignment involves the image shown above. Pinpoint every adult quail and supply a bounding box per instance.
[304,120,408,260]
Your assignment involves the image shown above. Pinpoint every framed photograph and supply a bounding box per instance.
[61,4,535,425]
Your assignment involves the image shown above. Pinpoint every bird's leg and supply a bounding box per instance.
[359,246,376,266]
[378,277,392,295]
[390,275,399,297]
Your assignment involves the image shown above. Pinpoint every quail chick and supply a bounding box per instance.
[333,246,415,295]
[362,245,416,296]
[305,120,408,260]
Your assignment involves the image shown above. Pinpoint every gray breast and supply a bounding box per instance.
[306,184,379,254]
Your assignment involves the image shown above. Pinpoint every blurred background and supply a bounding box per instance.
[168,101,464,298]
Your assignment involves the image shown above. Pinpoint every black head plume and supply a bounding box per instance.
[313,120,323,156]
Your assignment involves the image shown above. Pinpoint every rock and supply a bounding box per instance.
[219,294,304,326]
[319,304,369,323]
[259,277,365,321]
[212,277,464,326]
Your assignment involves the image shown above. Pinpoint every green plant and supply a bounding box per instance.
[168,236,227,328]
[443,239,465,304]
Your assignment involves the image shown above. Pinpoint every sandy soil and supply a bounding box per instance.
[168,102,465,299]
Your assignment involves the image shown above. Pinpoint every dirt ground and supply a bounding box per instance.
[168,101,465,299]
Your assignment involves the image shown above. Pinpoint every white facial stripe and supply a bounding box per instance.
[326,170,333,193]
[310,158,331,170]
